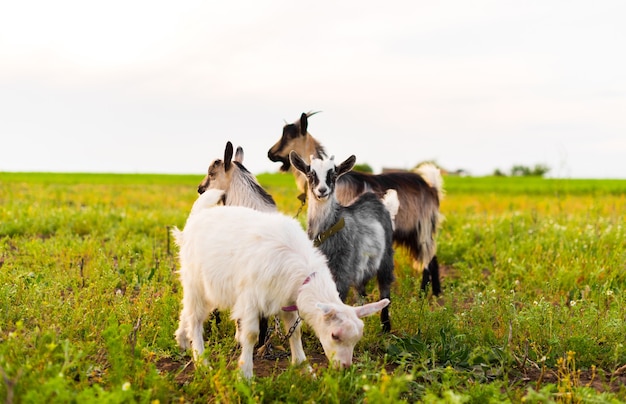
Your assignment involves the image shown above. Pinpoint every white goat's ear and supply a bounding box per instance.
[354,298,390,318]
[316,303,337,318]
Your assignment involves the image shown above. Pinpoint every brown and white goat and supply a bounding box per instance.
[198,141,276,212]
[196,141,276,347]
[268,112,444,296]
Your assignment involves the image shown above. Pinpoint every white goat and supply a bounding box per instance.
[172,189,389,379]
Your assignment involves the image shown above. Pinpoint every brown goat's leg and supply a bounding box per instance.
[419,256,441,296]
[420,267,431,294]
[429,256,441,296]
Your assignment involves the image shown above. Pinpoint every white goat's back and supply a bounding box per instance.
[175,200,324,316]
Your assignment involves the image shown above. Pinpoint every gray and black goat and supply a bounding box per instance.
[290,151,398,332]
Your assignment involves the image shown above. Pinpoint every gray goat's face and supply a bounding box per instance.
[290,151,357,201]
[308,157,338,201]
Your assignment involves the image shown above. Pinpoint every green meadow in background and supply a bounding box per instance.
[1,172,625,402]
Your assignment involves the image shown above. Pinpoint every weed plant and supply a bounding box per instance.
[1,172,625,402]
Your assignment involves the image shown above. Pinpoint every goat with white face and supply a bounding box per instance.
[172,189,389,378]
[268,112,444,297]
[290,151,396,332]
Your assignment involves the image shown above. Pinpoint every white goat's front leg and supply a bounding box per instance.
[235,315,260,379]
[189,315,206,363]
[174,297,190,349]
[174,315,190,350]
[279,311,306,365]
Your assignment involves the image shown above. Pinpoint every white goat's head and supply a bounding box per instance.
[312,299,390,368]
[197,141,244,194]
[289,151,356,201]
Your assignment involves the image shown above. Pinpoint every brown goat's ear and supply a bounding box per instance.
[224,141,234,171]
[299,112,308,135]
[336,155,356,178]
[290,150,309,174]
[234,146,244,163]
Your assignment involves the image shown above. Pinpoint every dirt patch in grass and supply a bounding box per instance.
[156,350,329,384]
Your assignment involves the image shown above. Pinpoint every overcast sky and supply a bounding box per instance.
[1,1,625,178]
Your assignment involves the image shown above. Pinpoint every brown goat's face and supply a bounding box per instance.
[268,113,310,172]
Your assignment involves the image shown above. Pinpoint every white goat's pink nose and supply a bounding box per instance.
[332,358,352,368]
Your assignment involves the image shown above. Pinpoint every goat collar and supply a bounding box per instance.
[297,191,307,205]
[282,272,316,312]
[313,217,345,247]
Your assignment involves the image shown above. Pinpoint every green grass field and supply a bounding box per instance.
[1,172,625,403]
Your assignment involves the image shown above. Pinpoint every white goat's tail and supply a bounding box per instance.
[382,189,400,231]
[171,226,184,246]
[189,189,226,215]
[173,189,226,246]
[416,163,445,201]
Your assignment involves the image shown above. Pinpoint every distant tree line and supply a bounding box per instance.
[493,164,550,177]
[353,160,550,178]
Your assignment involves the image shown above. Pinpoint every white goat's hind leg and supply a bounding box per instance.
[280,311,306,366]
[235,316,260,379]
